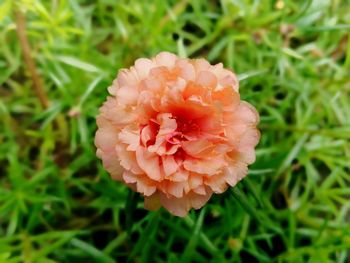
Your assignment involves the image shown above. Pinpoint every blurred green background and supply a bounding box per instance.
[1,0,350,262]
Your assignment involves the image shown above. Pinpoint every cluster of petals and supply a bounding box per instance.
[95,52,260,217]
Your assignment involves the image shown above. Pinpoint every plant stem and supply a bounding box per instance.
[14,9,49,109]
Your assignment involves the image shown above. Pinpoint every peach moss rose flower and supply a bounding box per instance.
[95,52,260,217]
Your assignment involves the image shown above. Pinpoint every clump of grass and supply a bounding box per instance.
[0,0,349,262]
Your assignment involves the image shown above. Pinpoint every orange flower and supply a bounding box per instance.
[95,52,260,217]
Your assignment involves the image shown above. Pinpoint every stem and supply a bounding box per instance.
[14,9,69,157]
[14,9,49,109]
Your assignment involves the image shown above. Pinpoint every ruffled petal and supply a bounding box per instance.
[116,85,139,105]
[235,101,260,125]
[167,181,186,198]
[95,128,118,152]
[116,144,143,174]
[159,189,212,217]
[204,173,229,193]
[192,58,210,73]
[183,156,227,175]
[182,140,215,158]
[155,52,177,68]
[118,125,140,151]
[159,192,189,217]
[136,147,163,181]
[196,71,217,88]
[170,169,189,182]
[134,58,155,79]
[162,155,179,177]
[176,59,196,81]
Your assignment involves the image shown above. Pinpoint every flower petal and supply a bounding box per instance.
[176,59,195,81]
[196,71,217,88]
[193,58,210,73]
[118,125,140,151]
[159,189,212,217]
[235,101,260,125]
[136,147,163,181]
[162,155,179,177]
[134,58,155,79]
[155,52,177,68]
[122,170,137,184]
[188,173,203,190]
[182,140,215,158]
[116,85,139,105]
[189,188,212,209]
[116,144,143,174]
[159,192,189,217]
[204,173,229,193]
[183,156,227,175]
[167,181,186,198]
[171,169,189,182]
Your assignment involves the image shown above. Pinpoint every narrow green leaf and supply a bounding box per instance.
[181,208,206,263]
[127,212,160,262]
[71,238,115,263]
[56,56,100,72]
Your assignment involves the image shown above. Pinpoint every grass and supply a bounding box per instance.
[0,0,350,262]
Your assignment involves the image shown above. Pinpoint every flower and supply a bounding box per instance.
[95,52,260,217]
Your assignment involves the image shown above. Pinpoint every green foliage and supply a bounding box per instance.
[1,0,350,262]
